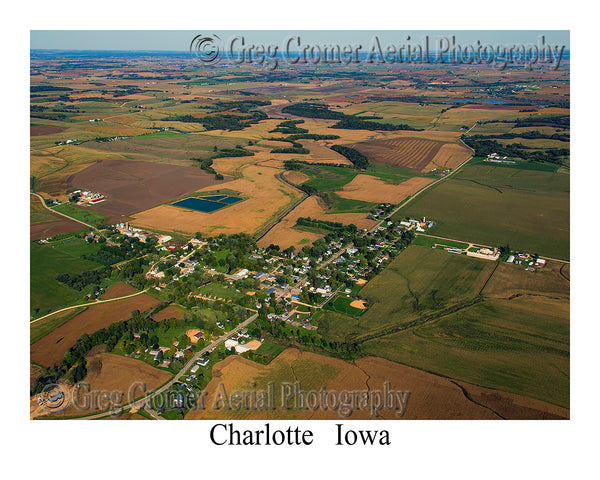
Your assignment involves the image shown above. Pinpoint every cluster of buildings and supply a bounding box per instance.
[466,247,501,261]
[72,189,105,205]
[506,252,546,271]
[485,153,516,164]
[399,217,435,233]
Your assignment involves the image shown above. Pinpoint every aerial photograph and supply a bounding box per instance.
[29,30,570,422]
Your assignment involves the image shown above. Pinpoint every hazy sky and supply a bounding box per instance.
[31,30,569,51]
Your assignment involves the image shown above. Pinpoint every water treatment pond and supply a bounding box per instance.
[173,195,242,212]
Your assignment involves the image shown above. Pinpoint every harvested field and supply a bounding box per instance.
[283,171,310,185]
[337,175,434,203]
[132,163,303,237]
[297,140,353,165]
[31,125,67,136]
[347,137,447,171]
[34,349,171,419]
[257,196,376,251]
[423,143,472,172]
[186,348,567,420]
[153,305,186,321]
[30,288,159,367]
[67,159,232,217]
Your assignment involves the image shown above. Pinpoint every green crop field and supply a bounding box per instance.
[318,245,495,342]
[30,238,103,316]
[392,165,569,259]
[363,294,569,408]
[300,165,358,192]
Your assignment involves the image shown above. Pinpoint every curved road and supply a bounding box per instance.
[30,288,151,324]
[31,192,100,234]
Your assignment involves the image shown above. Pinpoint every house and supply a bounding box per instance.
[197,357,210,367]
[190,365,200,374]
[224,339,239,350]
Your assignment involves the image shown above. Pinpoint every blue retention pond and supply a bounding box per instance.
[173,195,243,212]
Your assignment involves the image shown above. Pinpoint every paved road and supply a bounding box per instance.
[30,288,151,324]
[31,192,100,233]
[78,312,259,420]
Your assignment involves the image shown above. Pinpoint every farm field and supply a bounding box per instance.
[30,195,85,240]
[30,238,102,316]
[132,163,304,237]
[363,294,569,409]
[31,124,67,136]
[258,195,378,250]
[152,305,186,321]
[86,133,251,165]
[392,165,570,259]
[186,348,567,420]
[67,158,232,219]
[336,174,434,203]
[346,137,466,172]
[30,285,159,367]
[318,245,495,342]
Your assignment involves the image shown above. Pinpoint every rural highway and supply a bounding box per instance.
[31,192,101,233]
[77,312,259,420]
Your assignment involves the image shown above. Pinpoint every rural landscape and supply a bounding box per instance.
[30,39,570,420]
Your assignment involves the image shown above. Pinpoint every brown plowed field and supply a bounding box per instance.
[186,348,568,420]
[30,286,159,367]
[31,125,67,136]
[30,217,84,241]
[152,305,186,321]
[337,175,435,203]
[100,282,137,299]
[347,137,446,171]
[67,159,231,217]
[33,348,171,419]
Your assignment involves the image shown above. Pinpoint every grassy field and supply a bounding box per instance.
[392,165,570,259]
[255,341,286,361]
[30,238,103,316]
[197,282,245,302]
[412,235,470,250]
[323,294,368,318]
[52,203,106,227]
[363,294,569,408]
[318,245,495,342]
